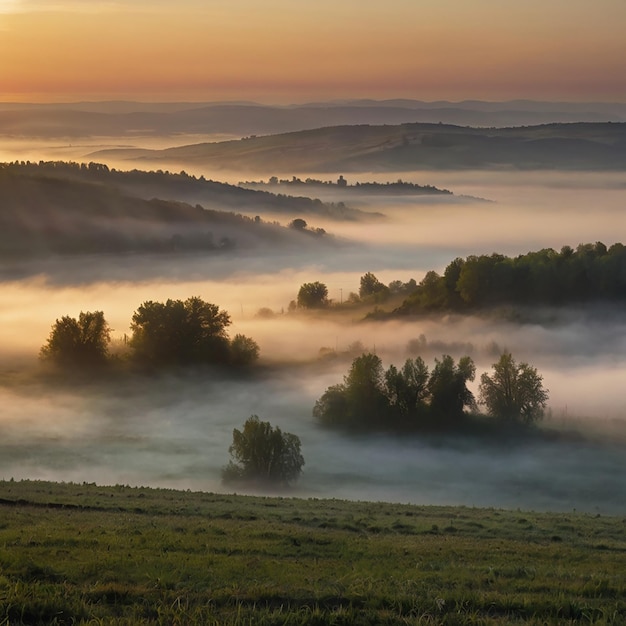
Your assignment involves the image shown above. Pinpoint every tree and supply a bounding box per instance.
[230,334,260,366]
[40,310,111,368]
[427,355,476,423]
[297,282,329,309]
[359,272,390,301]
[313,353,390,429]
[222,416,304,486]
[289,218,307,230]
[130,296,231,366]
[479,352,549,425]
[385,357,430,421]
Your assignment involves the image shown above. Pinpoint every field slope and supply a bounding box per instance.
[0,480,623,625]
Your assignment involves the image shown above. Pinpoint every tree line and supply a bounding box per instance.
[397,242,626,314]
[294,272,417,310]
[289,242,626,316]
[40,297,259,371]
[314,351,548,433]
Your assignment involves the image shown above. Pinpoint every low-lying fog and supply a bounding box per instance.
[1,163,625,514]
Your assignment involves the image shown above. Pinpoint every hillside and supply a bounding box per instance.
[0,164,340,261]
[0,161,373,221]
[91,121,626,172]
[0,479,623,625]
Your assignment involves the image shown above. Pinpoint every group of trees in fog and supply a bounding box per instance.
[40,297,259,371]
[314,351,548,432]
[294,273,417,310]
[291,242,626,317]
[220,348,548,487]
[397,242,626,314]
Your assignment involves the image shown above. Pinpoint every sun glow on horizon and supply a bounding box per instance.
[0,0,625,103]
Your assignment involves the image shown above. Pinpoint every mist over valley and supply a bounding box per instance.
[0,138,624,514]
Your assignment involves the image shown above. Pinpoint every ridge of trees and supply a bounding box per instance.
[313,352,548,433]
[241,174,452,195]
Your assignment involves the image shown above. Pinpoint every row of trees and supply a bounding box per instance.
[398,242,626,313]
[294,242,626,315]
[40,297,259,370]
[295,273,417,309]
[313,352,548,432]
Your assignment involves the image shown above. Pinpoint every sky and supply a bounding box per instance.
[0,0,625,103]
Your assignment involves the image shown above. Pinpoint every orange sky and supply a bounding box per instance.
[1,0,625,103]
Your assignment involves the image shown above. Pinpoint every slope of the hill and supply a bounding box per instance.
[0,165,338,260]
[92,122,626,172]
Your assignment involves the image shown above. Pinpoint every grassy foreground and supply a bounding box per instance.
[0,481,624,625]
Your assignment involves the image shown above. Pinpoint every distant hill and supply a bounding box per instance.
[92,122,626,172]
[1,100,625,138]
[0,163,340,261]
[0,161,374,221]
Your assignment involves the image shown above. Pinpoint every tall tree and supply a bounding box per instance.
[427,355,476,423]
[479,352,548,425]
[385,357,430,421]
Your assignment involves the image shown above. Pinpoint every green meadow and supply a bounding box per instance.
[0,480,624,625]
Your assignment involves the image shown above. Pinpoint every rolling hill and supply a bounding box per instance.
[91,122,626,172]
[0,164,341,261]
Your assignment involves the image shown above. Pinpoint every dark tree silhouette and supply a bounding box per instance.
[130,296,231,366]
[314,352,477,431]
[427,355,476,423]
[40,310,111,368]
[289,218,307,230]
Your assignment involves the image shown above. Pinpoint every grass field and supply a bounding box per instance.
[0,480,624,625]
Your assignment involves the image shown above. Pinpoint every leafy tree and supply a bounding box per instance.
[297,282,329,309]
[130,296,231,366]
[343,353,390,426]
[385,357,430,421]
[427,355,476,423]
[222,415,304,486]
[479,352,549,425]
[314,353,389,428]
[312,383,349,427]
[230,334,260,366]
[40,310,110,368]
[359,272,390,301]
